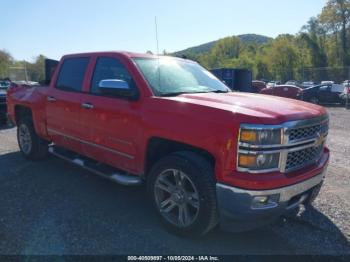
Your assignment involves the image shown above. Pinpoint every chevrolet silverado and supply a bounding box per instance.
[7,52,329,236]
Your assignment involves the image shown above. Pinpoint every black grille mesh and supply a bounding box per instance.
[0,96,6,104]
[289,121,328,142]
[286,144,323,171]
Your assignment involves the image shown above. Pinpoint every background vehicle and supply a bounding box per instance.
[321,81,334,85]
[7,52,329,237]
[302,83,345,104]
[0,80,10,124]
[285,80,300,86]
[342,80,350,88]
[259,84,302,99]
[301,81,317,89]
[251,80,266,93]
[266,81,281,88]
[340,86,350,106]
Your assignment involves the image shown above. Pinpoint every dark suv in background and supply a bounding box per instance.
[302,83,345,104]
[0,80,10,124]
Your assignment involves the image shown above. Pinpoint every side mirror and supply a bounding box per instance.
[98,79,138,100]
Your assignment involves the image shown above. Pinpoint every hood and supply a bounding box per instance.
[162,92,326,124]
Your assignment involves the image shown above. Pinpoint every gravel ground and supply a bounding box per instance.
[0,107,349,255]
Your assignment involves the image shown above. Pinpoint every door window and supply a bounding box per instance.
[319,85,330,91]
[56,57,89,92]
[91,57,136,95]
[331,84,345,93]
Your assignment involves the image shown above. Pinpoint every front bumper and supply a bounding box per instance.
[216,168,327,232]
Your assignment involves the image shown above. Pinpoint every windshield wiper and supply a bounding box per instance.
[209,90,230,93]
[160,91,208,97]
[160,89,230,97]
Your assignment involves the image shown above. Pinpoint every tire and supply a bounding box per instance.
[310,97,319,104]
[17,117,48,160]
[147,151,218,237]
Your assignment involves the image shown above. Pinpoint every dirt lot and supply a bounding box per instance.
[0,107,349,255]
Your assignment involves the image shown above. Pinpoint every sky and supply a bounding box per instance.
[0,0,328,61]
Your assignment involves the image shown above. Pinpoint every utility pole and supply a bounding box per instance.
[23,60,28,83]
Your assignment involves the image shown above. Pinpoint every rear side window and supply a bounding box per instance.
[56,57,89,92]
[91,57,136,95]
[331,84,344,92]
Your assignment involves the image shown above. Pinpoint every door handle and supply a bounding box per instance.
[81,102,94,109]
[47,96,57,102]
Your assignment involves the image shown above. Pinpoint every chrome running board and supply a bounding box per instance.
[48,145,142,186]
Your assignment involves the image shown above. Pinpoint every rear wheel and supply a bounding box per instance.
[17,117,48,160]
[148,152,218,237]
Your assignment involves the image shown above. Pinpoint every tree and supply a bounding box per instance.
[203,36,243,68]
[0,50,13,79]
[319,0,350,65]
[264,35,300,82]
[26,55,46,82]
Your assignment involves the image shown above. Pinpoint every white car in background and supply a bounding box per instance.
[321,81,335,85]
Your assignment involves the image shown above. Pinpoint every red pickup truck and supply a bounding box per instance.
[7,52,329,236]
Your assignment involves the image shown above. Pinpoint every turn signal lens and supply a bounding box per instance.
[239,127,282,145]
[238,153,280,171]
[240,130,257,143]
[238,154,257,167]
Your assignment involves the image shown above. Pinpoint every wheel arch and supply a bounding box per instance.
[15,105,33,123]
[144,137,216,178]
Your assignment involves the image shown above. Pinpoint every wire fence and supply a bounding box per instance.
[300,66,350,84]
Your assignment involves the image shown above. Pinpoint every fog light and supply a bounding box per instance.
[251,194,280,209]
[255,196,269,203]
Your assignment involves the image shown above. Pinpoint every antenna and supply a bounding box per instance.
[155,16,161,90]
[155,16,160,55]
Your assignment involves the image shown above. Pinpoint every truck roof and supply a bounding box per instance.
[61,51,189,61]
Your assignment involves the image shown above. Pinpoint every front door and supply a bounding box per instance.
[80,56,141,173]
[46,57,90,153]
[318,85,331,103]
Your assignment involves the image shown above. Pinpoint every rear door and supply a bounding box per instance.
[79,55,141,173]
[46,57,90,153]
[330,84,345,103]
[318,85,331,103]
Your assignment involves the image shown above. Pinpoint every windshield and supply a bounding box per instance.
[133,57,230,96]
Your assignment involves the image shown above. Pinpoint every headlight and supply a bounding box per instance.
[240,128,282,145]
[238,153,280,171]
[238,125,282,172]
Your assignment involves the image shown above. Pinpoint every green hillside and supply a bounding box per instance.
[173,34,271,57]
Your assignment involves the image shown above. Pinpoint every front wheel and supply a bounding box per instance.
[148,152,218,237]
[17,117,48,160]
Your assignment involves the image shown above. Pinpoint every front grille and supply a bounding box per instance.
[288,121,328,142]
[237,115,328,174]
[0,95,6,104]
[286,144,324,171]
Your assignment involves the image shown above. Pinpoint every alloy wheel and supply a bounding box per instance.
[154,169,200,228]
[18,124,32,155]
